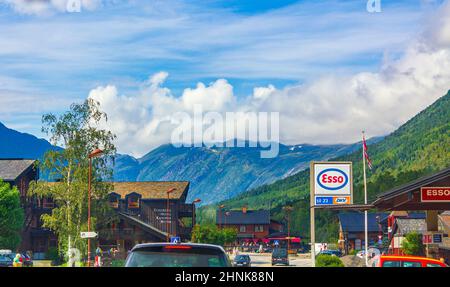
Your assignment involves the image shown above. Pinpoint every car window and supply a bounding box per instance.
[382,260,401,267]
[426,263,443,267]
[126,250,228,267]
[402,261,422,267]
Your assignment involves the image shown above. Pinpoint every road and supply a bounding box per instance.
[230,253,312,267]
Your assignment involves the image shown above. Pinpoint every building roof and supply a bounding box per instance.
[217,209,270,225]
[338,212,389,233]
[373,167,450,211]
[0,159,36,181]
[396,218,427,235]
[111,181,190,200]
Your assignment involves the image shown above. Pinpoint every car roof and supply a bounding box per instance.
[380,255,444,264]
[131,242,227,253]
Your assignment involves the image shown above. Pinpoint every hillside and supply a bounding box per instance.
[198,90,450,241]
[114,141,369,204]
[0,122,60,159]
[0,121,366,204]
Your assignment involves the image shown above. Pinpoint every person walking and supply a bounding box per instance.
[13,254,22,267]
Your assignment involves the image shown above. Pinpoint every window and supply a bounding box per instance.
[255,225,264,232]
[426,263,443,267]
[402,261,422,267]
[109,198,119,208]
[128,196,140,208]
[239,226,246,232]
[382,260,401,267]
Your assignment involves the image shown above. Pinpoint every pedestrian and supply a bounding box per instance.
[13,254,22,267]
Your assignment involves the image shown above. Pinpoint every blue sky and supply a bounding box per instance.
[0,0,449,155]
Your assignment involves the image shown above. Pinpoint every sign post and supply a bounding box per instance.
[80,231,98,239]
[310,161,353,267]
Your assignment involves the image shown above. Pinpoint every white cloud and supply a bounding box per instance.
[87,1,450,157]
[1,0,102,15]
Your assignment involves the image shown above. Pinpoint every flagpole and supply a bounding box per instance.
[362,131,369,267]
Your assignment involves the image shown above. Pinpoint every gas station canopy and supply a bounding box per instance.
[373,167,450,211]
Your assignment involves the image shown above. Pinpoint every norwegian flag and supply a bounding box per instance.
[363,134,373,170]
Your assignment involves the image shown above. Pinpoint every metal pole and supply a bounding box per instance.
[287,210,290,253]
[362,131,369,267]
[167,193,170,242]
[87,157,91,267]
[310,162,316,267]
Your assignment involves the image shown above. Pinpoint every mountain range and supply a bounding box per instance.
[0,120,378,204]
[201,90,450,241]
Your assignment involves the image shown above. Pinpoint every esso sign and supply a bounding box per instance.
[313,163,352,196]
[317,168,348,190]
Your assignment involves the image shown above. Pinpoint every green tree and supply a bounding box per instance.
[191,224,237,246]
[315,254,345,267]
[0,180,24,250]
[401,232,424,256]
[29,99,116,261]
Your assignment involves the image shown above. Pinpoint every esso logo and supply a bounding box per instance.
[317,168,348,191]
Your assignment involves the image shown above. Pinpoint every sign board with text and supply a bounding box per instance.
[80,232,98,239]
[421,187,450,202]
[311,162,353,206]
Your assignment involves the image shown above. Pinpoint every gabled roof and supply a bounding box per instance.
[0,159,36,181]
[112,181,189,200]
[396,218,427,235]
[217,209,270,225]
[338,212,389,233]
[373,167,450,210]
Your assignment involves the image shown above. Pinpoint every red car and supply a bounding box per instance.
[373,255,448,267]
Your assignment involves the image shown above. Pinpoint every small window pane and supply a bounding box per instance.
[426,263,442,267]
[382,260,401,267]
[402,261,422,267]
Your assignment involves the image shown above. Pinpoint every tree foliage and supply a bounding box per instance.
[401,232,424,256]
[0,180,24,250]
[191,224,237,246]
[29,99,117,258]
[315,254,345,267]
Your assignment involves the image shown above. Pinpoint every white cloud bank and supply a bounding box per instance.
[1,0,102,15]
[88,1,450,157]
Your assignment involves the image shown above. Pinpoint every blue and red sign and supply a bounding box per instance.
[312,162,353,205]
[317,168,349,191]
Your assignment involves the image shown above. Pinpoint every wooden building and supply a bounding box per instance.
[99,181,194,252]
[216,208,282,243]
[0,159,57,258]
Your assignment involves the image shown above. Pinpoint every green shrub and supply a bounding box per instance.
[348,250,358,256]
[111,259,125,267]
[316,254,345,267]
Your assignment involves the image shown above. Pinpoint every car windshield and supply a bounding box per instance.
[273,249,287,256]
[235,255,248,261]
[126,247,229,267]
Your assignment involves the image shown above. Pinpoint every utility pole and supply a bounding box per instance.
[87,148,103,267]
[362,131,369,267]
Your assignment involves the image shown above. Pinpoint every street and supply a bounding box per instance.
[230,253,312,267]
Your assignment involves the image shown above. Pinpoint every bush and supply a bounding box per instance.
[46,247,60,262]
[316,254,345,267]
[348,250,358,256]
[402,232,424,256]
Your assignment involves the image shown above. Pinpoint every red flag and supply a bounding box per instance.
[363,134,373,170]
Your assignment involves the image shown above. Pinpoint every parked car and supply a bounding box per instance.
[372,255,448,267]
[318,250,342,257]
[125,243,232,267]
[271,248,289,266]
[0,255,13,267]
[233,254,251,267]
